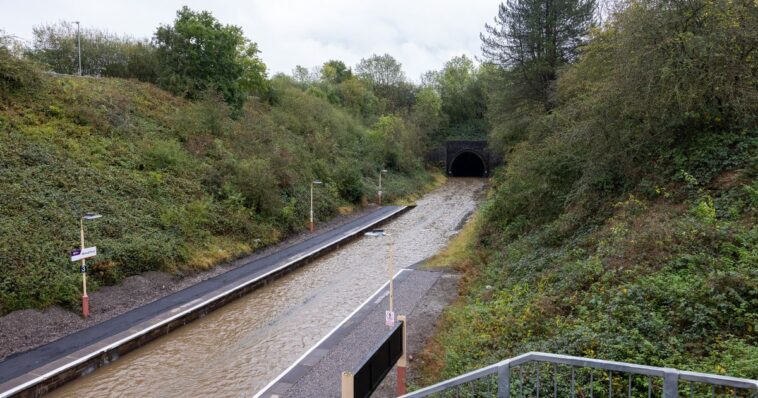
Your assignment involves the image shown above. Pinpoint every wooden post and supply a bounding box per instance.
[396,316,408,396]
[341,371,354,398]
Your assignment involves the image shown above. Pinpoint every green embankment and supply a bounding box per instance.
[420,0,757,384]
[423,176,756,382]
[0,70,434,314]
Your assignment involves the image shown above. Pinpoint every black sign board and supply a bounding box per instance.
[352,320,404,398]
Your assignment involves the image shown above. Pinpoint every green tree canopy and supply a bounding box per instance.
[411,87,444,148]
[154,6,267,108]
[320,59,352,84]
[437,55,487,131]
[481,0,596,109]
[355,54,413,113]
[355,53,406,86]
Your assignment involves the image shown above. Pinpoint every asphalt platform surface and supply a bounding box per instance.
[0,206,406,387]
[258,268,443,398]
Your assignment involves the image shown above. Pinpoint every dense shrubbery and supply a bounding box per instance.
[29,22,159,82]
[428,186,757,381]
[423,0,757,384]
[483,0,757,237]
[0,52,435,313]
[0,34,41,96]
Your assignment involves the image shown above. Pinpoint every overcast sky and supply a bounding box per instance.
[1,0,502,80]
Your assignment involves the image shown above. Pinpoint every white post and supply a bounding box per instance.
[388,234,394,315]
[341,371,354,398]
[396,315,408,396]
[79,217,89,317]
[309,182,314,232]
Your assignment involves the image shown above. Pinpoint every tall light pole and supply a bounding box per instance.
[78,212,101,318]
[378,169,387,205]
[309,180,322,232]
[364,229,395,328]
[74,21,82,76]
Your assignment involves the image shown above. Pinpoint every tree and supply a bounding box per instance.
[367,115,420,173]
[154,6,267,108]
[419,70,441,90]
[437,55,487,132]
[355,54,413,113]
[291,65,314,86]
[336,77,379,121]
[355,53,406,86]
[411,87,444,148]
[320,60,352,84]
[481,0,595,109]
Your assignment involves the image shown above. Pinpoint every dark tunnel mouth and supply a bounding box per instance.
[450,151,486,177]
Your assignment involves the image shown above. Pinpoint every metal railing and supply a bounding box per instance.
[400,352,758,398]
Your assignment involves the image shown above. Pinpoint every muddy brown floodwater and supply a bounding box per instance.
[48,178,485,398]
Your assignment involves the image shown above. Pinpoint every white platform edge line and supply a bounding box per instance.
[253,268,411,398]
[0,206,408,398]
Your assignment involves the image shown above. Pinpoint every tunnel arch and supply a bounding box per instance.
[448,150,488,177]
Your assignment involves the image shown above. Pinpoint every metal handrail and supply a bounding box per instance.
[400,352,758,398]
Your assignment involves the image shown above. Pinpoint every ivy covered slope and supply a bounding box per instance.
[0,63,433,314]
[424,0,757,382]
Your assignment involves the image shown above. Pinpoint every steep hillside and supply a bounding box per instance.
[0,66,434,313]
[422,173,756,382]
[419,0,757,384]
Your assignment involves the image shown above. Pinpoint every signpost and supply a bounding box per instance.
[70,247,97,262]
[385,310,395,327]
[76,212,102,318]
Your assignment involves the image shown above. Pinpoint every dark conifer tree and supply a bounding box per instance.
[481,0,595,110]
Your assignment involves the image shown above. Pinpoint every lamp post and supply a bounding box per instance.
[74,21,82,76]
[378,169,387,205]
[78,212,101,318]
[309,180,322,232]
[364,229,395,327]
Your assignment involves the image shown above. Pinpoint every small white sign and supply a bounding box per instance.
[385,310,395,327]
[71,246,97,262]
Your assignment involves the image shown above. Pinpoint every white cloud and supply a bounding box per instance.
[1,0,502,80]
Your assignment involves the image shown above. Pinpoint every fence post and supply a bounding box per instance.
[498,361,511,398]
[663,369,679,398]
[342,371,354,398]
[396,316,408,396]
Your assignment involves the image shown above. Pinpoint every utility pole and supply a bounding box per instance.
[75,21,82,76]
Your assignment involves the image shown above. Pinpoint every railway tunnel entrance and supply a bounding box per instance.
[449,151,486,177]
[445,140,493,177]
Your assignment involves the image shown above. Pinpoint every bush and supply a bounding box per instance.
[0,37,40,96]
